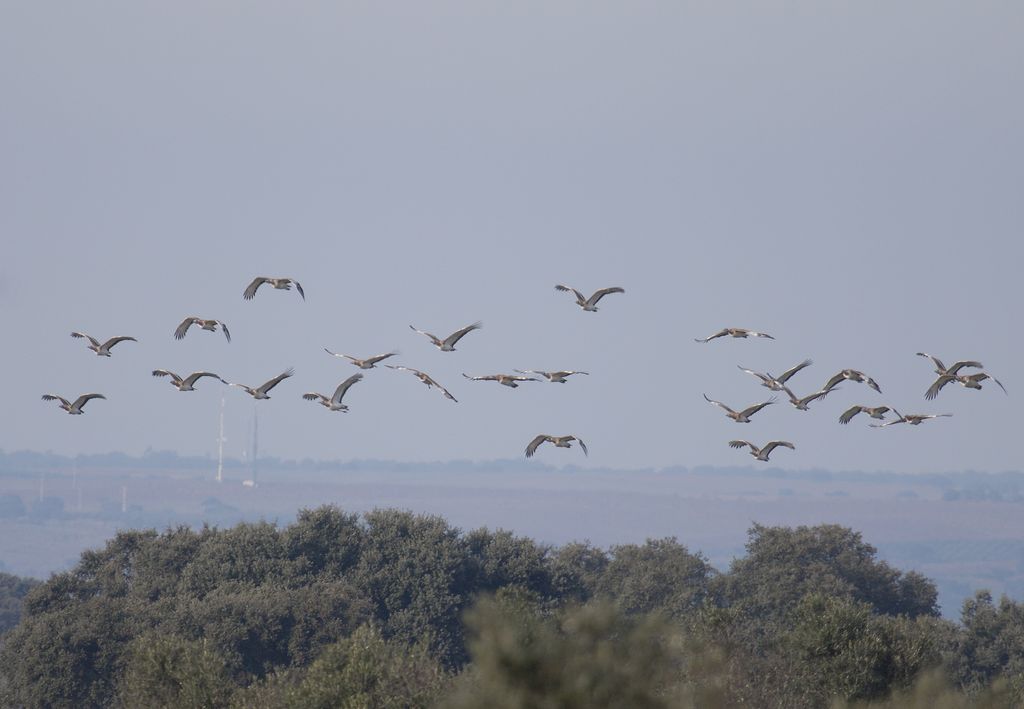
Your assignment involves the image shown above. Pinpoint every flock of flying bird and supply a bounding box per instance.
[43,277,1006,463]
[694,328,1006,462]
[42,279,625,460]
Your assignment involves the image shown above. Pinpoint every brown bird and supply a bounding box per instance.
[41,393,105,414]
[738,360,812,391]
[385,365,457,402]
[695,328,774,343]
[823,369,882,394]
[324,348,398,369]
[780,385,833,411]
[925,371,1006,400]
[409,322,482,351]
[870,410,952,428]
[152,370,226,392]
[555,285,625,312]
[463,373,539,388]
[70,332,137,357]
[703,394,775,422]
[728,439,795,461]
[243,277,305,301]
[174,317,231,343]
[838,405,892,425]
[227,368,294,399]
[525,434,588,458]
[515,369,589,383]
[303,374,363,412]
[916,352,983,377]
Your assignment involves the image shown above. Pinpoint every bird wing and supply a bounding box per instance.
[331,374,364,404]
[243,277,268,300]
[947,360,984,375]
[822,372,846,391]
[323,348,348,359]
[925,375,954,401]
[184,372,223,387]
[71,332,100,348]
[219,322,231,342]
[985,374,1008,394]
[739,400,775,418]
[152,369,181,382]
[728,440,757,452]
[762,441,795,457]
[838,406,864,425]
[42,394,71,407]
[463,374,498,381]
[302,392,326,402]
[865,376,882,393]
[174,318,198,340]
[703,394,737,415]
[291,280,305,300]
[101,336,137,351]
[555,284,586,304]
[443,321,482,348]
[738,366,772,385]
[585,287,625,307]
[695,329,728,343]
[409,325,442,347]
[574,437,589,456]
[258,368,294,394]
[916,352,947,374]
[364,352,398,365]
[525,435,551,458]
[71,393,106,410]
[748,330,775,339]
[776,359,813,384]
[798,389,830,406]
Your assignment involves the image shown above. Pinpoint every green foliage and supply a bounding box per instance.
[444,596,696,709]
[0,571,39,635]
[597,538,713,620]
[0,511,1018,707]
[950,591,1024,700]
[115,633,234,709]
[288,623,449,709]
[719,524,940,620]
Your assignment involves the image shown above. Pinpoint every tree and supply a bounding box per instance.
[597,538,714,620]
[115,633,234,709]
[288,623,449,709]
[0,572,39,635]
[951,591,1024,700]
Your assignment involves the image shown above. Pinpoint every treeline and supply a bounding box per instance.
[1,508,1022,708]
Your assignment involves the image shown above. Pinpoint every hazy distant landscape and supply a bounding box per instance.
[3,449,1022,617]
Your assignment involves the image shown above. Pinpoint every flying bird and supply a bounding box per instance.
[916,352,984,377]
[838,405,892,425]
[409,322,482,351]
[243,277,305,301]
[525,434,588,458]
[463,373,539,388]
[514,369,589,383]
[695,328,774,343]
[70,332,137,357]
[703,394,775,423]
[41,393,105,414]
[228,368,294,399]
[385,365,457,402]
[174,317,231,343]
[925,371,1006,400]
[738,360,812,391]
[554,285,625,312]
[780,385,833,411]
[823,369,882,394]
[152,370,226,392]
[728,439,795,462]
[324,349,398,369]
[303,374,363,412]
[870,410,952,428]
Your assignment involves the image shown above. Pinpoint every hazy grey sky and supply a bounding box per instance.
[2,3,1021,473]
